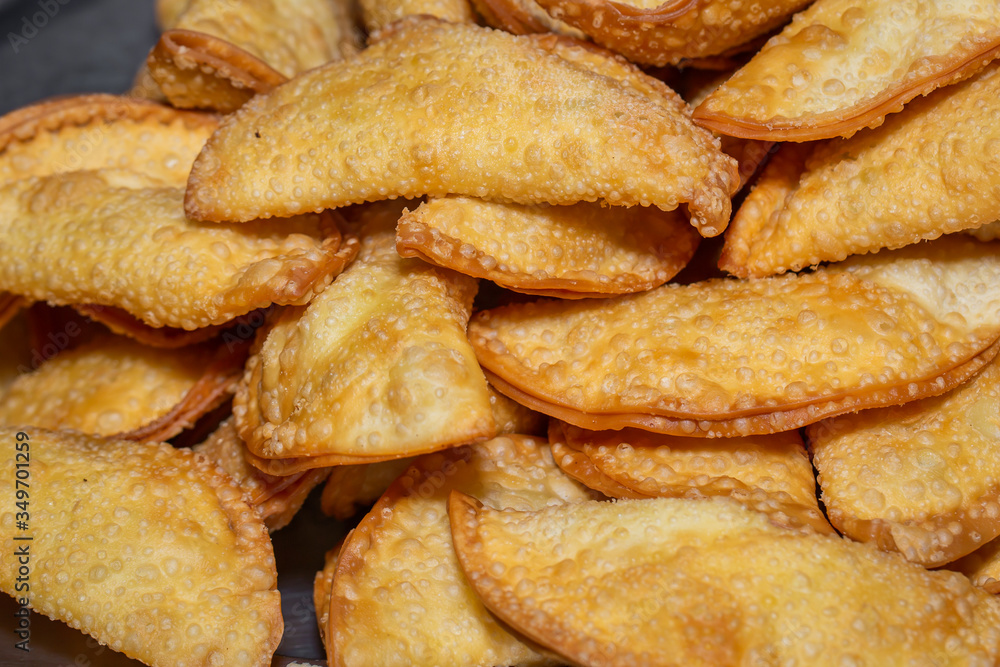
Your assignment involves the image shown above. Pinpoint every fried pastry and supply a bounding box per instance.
[0,94,217,187]
[155,0,189,29]
[471,236,1000,437]
[970,221,1000,242]
[361,0,473,33]
[185,18,739,237]
[194,418,330,531]
[0,333,245,441]
[450,494,1000,666]
[319,458,415,520]
[0,427,283,666]
[548,420,649,499]
[694,0,1000,140]
[149,0,360,112]
[470,0,585,38]
[809,353,1000,566]
[559,421,831,533]
[396,196,698,298]
[318,383,544,519]
[721,61,1000,278]
[0,169,354,330]
[327,436,589,666]
[532,0,811,66]
[72,304,232,348]
[487,383,546,435]
[234,201,494,469]
[314,543,343,649]
[678,67,775,190]
[951,537,1000,595]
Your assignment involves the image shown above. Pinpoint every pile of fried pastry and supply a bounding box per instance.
[3,0,1000,664]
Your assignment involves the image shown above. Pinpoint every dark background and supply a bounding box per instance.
[0,1,340,663]
[0,0,158,114]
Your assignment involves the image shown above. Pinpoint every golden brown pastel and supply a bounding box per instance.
[314,543,342,649]
[396,196,698,298]
[361,0,473,32]
[0,427,283,666]
[694,0,1000,140]
[149,0,360,112]
[951,537,1000,595]
[561,422,830,533]
[317,382,542,519]
[0,169,353,329]
[449,494,1000,666]
[234,202,494,467]
[532,0,812,66]
[471,237,1000,437]
[470,0,585,37]
[0,334,243,441]
[548,429,649,500]
[721,61,1000,278]
[970,221,1000,242]
[155,0,189,28]
[487,383,546,435]
[319,458,414,520]
[809,353,1000,566]
[328,436,589,666]
[194,418,330,531]
[185,18,739,237]
[71,304,231,349]
[0,94,217,187]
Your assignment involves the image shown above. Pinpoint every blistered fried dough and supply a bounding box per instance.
[532,0,811,66]
[147,31,288,113]
[235,201,493,467]
[320,458,414,519]
[970,221,1000,242]
[185,19,738,238]
[194,418,330,531]
[314,543,343,648]
[397,197,698,298]
[0,94,216,187]
[328,436,590,666]
[73,304,227,348]
[0,427,283,666]
[470,0,585,38]
[694,0,1000,141]
[472,237,1000,437]
[488,383,546,435]
[562,422,831,533]
[951,538,1000,595]
[0,170,352,329]
[678,67,775,190]
[128,62,167,103]
[318,386,538,518]
[548,420,648,499]
[449,495,1000,666]
[0,333,244,441]
[149,0,360,113]
[361,0,473,32]
[808,352,1000,566]
[722,64,1000,278]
